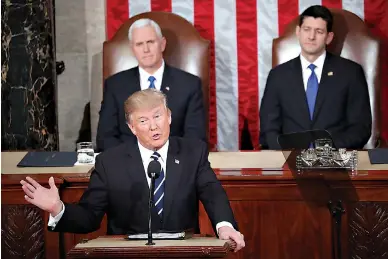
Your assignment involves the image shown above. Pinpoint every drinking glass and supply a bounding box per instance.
[76,142,95,164]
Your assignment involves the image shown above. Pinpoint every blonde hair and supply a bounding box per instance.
[124,89,169,122]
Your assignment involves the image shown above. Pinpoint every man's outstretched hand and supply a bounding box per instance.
[20,176,63,216]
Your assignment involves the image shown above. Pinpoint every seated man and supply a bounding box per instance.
[96,18,207,151]
[20,89,245,252]
[260,5,372,149]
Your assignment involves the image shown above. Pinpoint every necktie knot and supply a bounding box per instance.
[308,64,316,71]
[151,151,161,161]
[148,76,156,89]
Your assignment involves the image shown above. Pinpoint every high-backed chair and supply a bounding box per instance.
[90,12,210,146]
[272,8,380,149]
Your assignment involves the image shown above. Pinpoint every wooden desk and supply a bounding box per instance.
[2,151,388,259]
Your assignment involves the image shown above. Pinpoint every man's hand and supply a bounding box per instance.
[20,176,63,216]
[218,226,245,252]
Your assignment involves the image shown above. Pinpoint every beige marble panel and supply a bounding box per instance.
[57,53,89,151]
[56,0,106,151]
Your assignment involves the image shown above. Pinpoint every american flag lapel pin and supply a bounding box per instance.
[175,159,179,164]
[328,71,334,76]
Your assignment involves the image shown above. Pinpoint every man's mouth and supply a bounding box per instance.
[152,133,161,140]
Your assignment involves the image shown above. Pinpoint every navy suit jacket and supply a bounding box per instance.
[51,137,237,235]
[260,52,372,149]
[96,64,207,151]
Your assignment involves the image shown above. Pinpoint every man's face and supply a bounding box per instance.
[296,17,334,57]
[128,103,171,150]
[130,25,166,73]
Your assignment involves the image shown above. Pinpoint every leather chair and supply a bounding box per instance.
[90,11,210,145]
[272,9,380,149]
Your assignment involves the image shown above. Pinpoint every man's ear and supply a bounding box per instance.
[161,37,167,52]
[168,109,172,125]
[127,121,137,136]
[296,26,300,37]
[326,31,334,45]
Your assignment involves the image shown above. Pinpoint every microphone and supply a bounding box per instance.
[147,160,161,179]
[146,159,161,245]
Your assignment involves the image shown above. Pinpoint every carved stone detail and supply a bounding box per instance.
[1,205,45,259]
[349,202,388,259]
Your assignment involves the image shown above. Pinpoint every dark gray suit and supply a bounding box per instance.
[97,64,207,151]
[51,137,237,235]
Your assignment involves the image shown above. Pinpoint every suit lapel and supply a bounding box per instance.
[125,142,149,199]
[313,53,335,123]
[134,67,141,90]
[160,64,174,97]
[162,137,182,224]
[290,57,311,126]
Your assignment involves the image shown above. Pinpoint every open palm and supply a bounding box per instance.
[21,176,62,215]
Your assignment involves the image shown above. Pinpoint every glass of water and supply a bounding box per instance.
[76,142,95,164]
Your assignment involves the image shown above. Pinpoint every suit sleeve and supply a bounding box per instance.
[96,80,123,151]
[50,155,108,233]
[183,77,207,142]
[260,69,282,149]
[195,142,238,232]
[330,64,372,149]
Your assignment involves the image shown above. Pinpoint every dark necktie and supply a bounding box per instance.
[306,64,319,120]
[151,152,164,218]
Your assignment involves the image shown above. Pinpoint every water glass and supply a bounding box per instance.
[76,142,95,164]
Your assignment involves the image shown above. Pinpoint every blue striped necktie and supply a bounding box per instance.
[148,76,156,89]
[306,64,319,120]
[151,152,165,218]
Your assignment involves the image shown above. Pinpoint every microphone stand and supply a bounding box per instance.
[328,200,345,259]
[146,175,156,246]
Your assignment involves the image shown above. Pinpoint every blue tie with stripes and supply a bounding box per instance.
[151,152,164,218]
[148,76,156,89]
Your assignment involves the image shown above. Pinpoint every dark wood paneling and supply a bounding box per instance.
[2,169,388,259]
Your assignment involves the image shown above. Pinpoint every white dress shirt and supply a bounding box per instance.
[48,140,233,234]
[138,140,168,187]
[139,60,165,91]
[300,51,326,91]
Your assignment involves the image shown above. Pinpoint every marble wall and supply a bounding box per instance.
[55,0,105,151]
[1,0,58,150]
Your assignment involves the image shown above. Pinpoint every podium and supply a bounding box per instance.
[67,236,233,258]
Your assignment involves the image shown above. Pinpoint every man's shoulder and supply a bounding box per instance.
[96,142,131,162]
[170,136,207,153]
[328,53,363,70]
[104,67,138,86]
[167,65,201,82]
[270,56,298,74]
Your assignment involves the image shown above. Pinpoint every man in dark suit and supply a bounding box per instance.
[96,18,206,151]
[20,89,245,252]
[260,5,371,150]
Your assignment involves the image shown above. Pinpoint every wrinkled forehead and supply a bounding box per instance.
[131,25,159,42]
[300,17,328,30]
[131,103,167,118]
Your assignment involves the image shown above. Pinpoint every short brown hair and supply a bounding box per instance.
[124,89,169,122]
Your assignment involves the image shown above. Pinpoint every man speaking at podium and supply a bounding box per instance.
[20,89,245,252]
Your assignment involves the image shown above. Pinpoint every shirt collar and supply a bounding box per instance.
[300,51,326,70]
[137,139,169,163]
[138,60,165,83]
